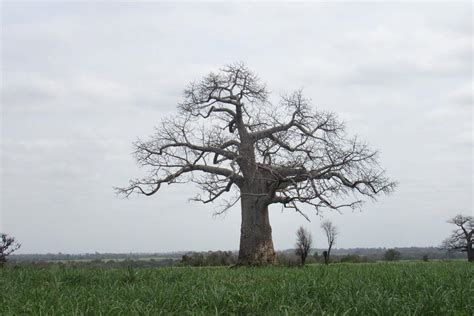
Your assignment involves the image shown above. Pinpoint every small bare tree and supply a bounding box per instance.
[441,214,473,262]
[321,220,338,264]
[0,233,21,266]
[295,226,312,266]
[117,63,395,265]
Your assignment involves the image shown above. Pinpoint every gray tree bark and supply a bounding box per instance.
[238,193,277,265]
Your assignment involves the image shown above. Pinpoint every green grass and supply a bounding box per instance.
[0,261,472,315]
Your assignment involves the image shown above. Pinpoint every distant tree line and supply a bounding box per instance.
[6,213,471,268]
[277,246,464,265]
[181,251,237,266]
[5,246,465,269]
[10,252,183,263]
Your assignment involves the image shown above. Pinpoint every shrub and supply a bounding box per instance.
[181,251,237,266]
[340,254,367,263]
[384,249,401,261]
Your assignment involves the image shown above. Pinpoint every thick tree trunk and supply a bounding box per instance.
[237,194,277,265]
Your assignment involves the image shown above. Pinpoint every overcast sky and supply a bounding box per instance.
[1,1,472,254]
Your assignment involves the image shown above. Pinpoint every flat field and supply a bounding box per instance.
[0,261,472,315]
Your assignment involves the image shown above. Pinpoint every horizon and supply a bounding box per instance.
[11,245,449,257]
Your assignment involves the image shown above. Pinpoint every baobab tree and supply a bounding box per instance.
[117,63,395,265]
[441,214,473,262]
[321,220,338,264]
[295,226,312,266]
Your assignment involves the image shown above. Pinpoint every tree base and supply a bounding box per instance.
[237,241,278,266]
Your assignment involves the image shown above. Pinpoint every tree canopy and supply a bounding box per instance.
[118,63,395,217]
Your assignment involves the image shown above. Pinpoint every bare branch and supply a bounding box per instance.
[321,220,338,264]
[117,63,396,253]
[0,233,21,264]
[441,214,473,256]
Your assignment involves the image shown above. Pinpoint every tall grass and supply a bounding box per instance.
[0,261,472,315]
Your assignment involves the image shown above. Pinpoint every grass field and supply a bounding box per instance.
[1,261,472,315]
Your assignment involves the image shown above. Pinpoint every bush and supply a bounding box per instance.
[181,251,237,267]
[384,249,401,261]
[340,254,367,263]
[276,252,301,267]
